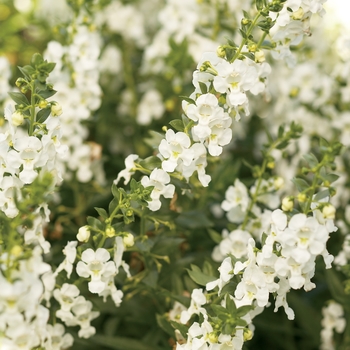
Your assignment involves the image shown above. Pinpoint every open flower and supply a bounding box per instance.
[76,248,116,294]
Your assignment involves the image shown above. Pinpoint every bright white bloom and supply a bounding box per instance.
[180,289,207,324]
[114,154,138,185]
[54,241,78,278]
[141,168,175,211]
[159,129,194,172]
[76,248,117,294]
[221,179,250,223]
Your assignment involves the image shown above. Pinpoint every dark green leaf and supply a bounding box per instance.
[87,216,104,230]
[36,108,51,123]
[187,264,216,286]
[139,156,162,171]
[180,96,196,105]
[291,177,309,192]
[169,119,184,132]
[208,228,222,244]
[303,153,319,168]
[199,81,208,94]
[94,207,108,219]
[8,92,29,106]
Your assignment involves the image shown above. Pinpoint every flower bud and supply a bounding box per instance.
[244,329,253,341]
[255,50,265,63]
[51,103,62,116]
[322,204,336,219]
[216,46,226,58]
[11,245,22,257]
[77,225,90,242]
[274,176,284,190]
[297,193,307,203]
[106,226,116,237]
[11,111,24,126]
[123,233,134,247]
[282,197,293,211]
[39,100,48,109]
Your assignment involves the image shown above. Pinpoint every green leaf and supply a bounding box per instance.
[187,264,216,286]
[314,189,330,202]
[325,269,350,306]
[199,81,208,94]
[142,269,159,288]
[39,89,57,99]
[8,92,29,106]
[291,177,309,192]
[87,216,104,231]
[156,314,175,337]
[109,197,120,215]
[36,108,51,123]
[207,228,222,244]
[139,156,162,171]
[180,96,196,105]
[31,53,44,67]
[18,65,35,79]
[45,62,56,73]
[175,210,213,229]
[236,304,253,317]
[169,119,184,132]
[169,321,189,339]
[94,207,108,219]
[303,153,319,168]
[225,294,237,314]
[324,173,339,184]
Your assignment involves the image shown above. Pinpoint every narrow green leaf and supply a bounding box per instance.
[199,81,208,94]
[180,96,196,105]
[139,156,162,171]
[208,228,222,244]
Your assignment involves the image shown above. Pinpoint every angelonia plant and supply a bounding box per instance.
[0,0,350,349]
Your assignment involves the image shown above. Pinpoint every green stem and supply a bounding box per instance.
[232,11,262,61]
[29,81,36,136]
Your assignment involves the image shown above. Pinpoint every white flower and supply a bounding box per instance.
[76,248,117,294]
[77,226,90,242]
[221,179,250,223]
[159,129,194,172]
[114,154,138,185]
[141,168,175,211]
[54,241,78,278]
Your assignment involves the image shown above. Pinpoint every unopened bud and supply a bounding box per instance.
[282,197,293,211]
[51,102,62,116]
[244,329,253,341]
[106,226,116,237]
[11,245,22,257]
[216,46,226,58]
[77,225,90,242]
[297,193,307,203]
[255,50,265,63]
[123,233,134,247]
[274,177,284,190]
[11,111,24,126]
[39,100,48,109]
[322,204,336,219]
